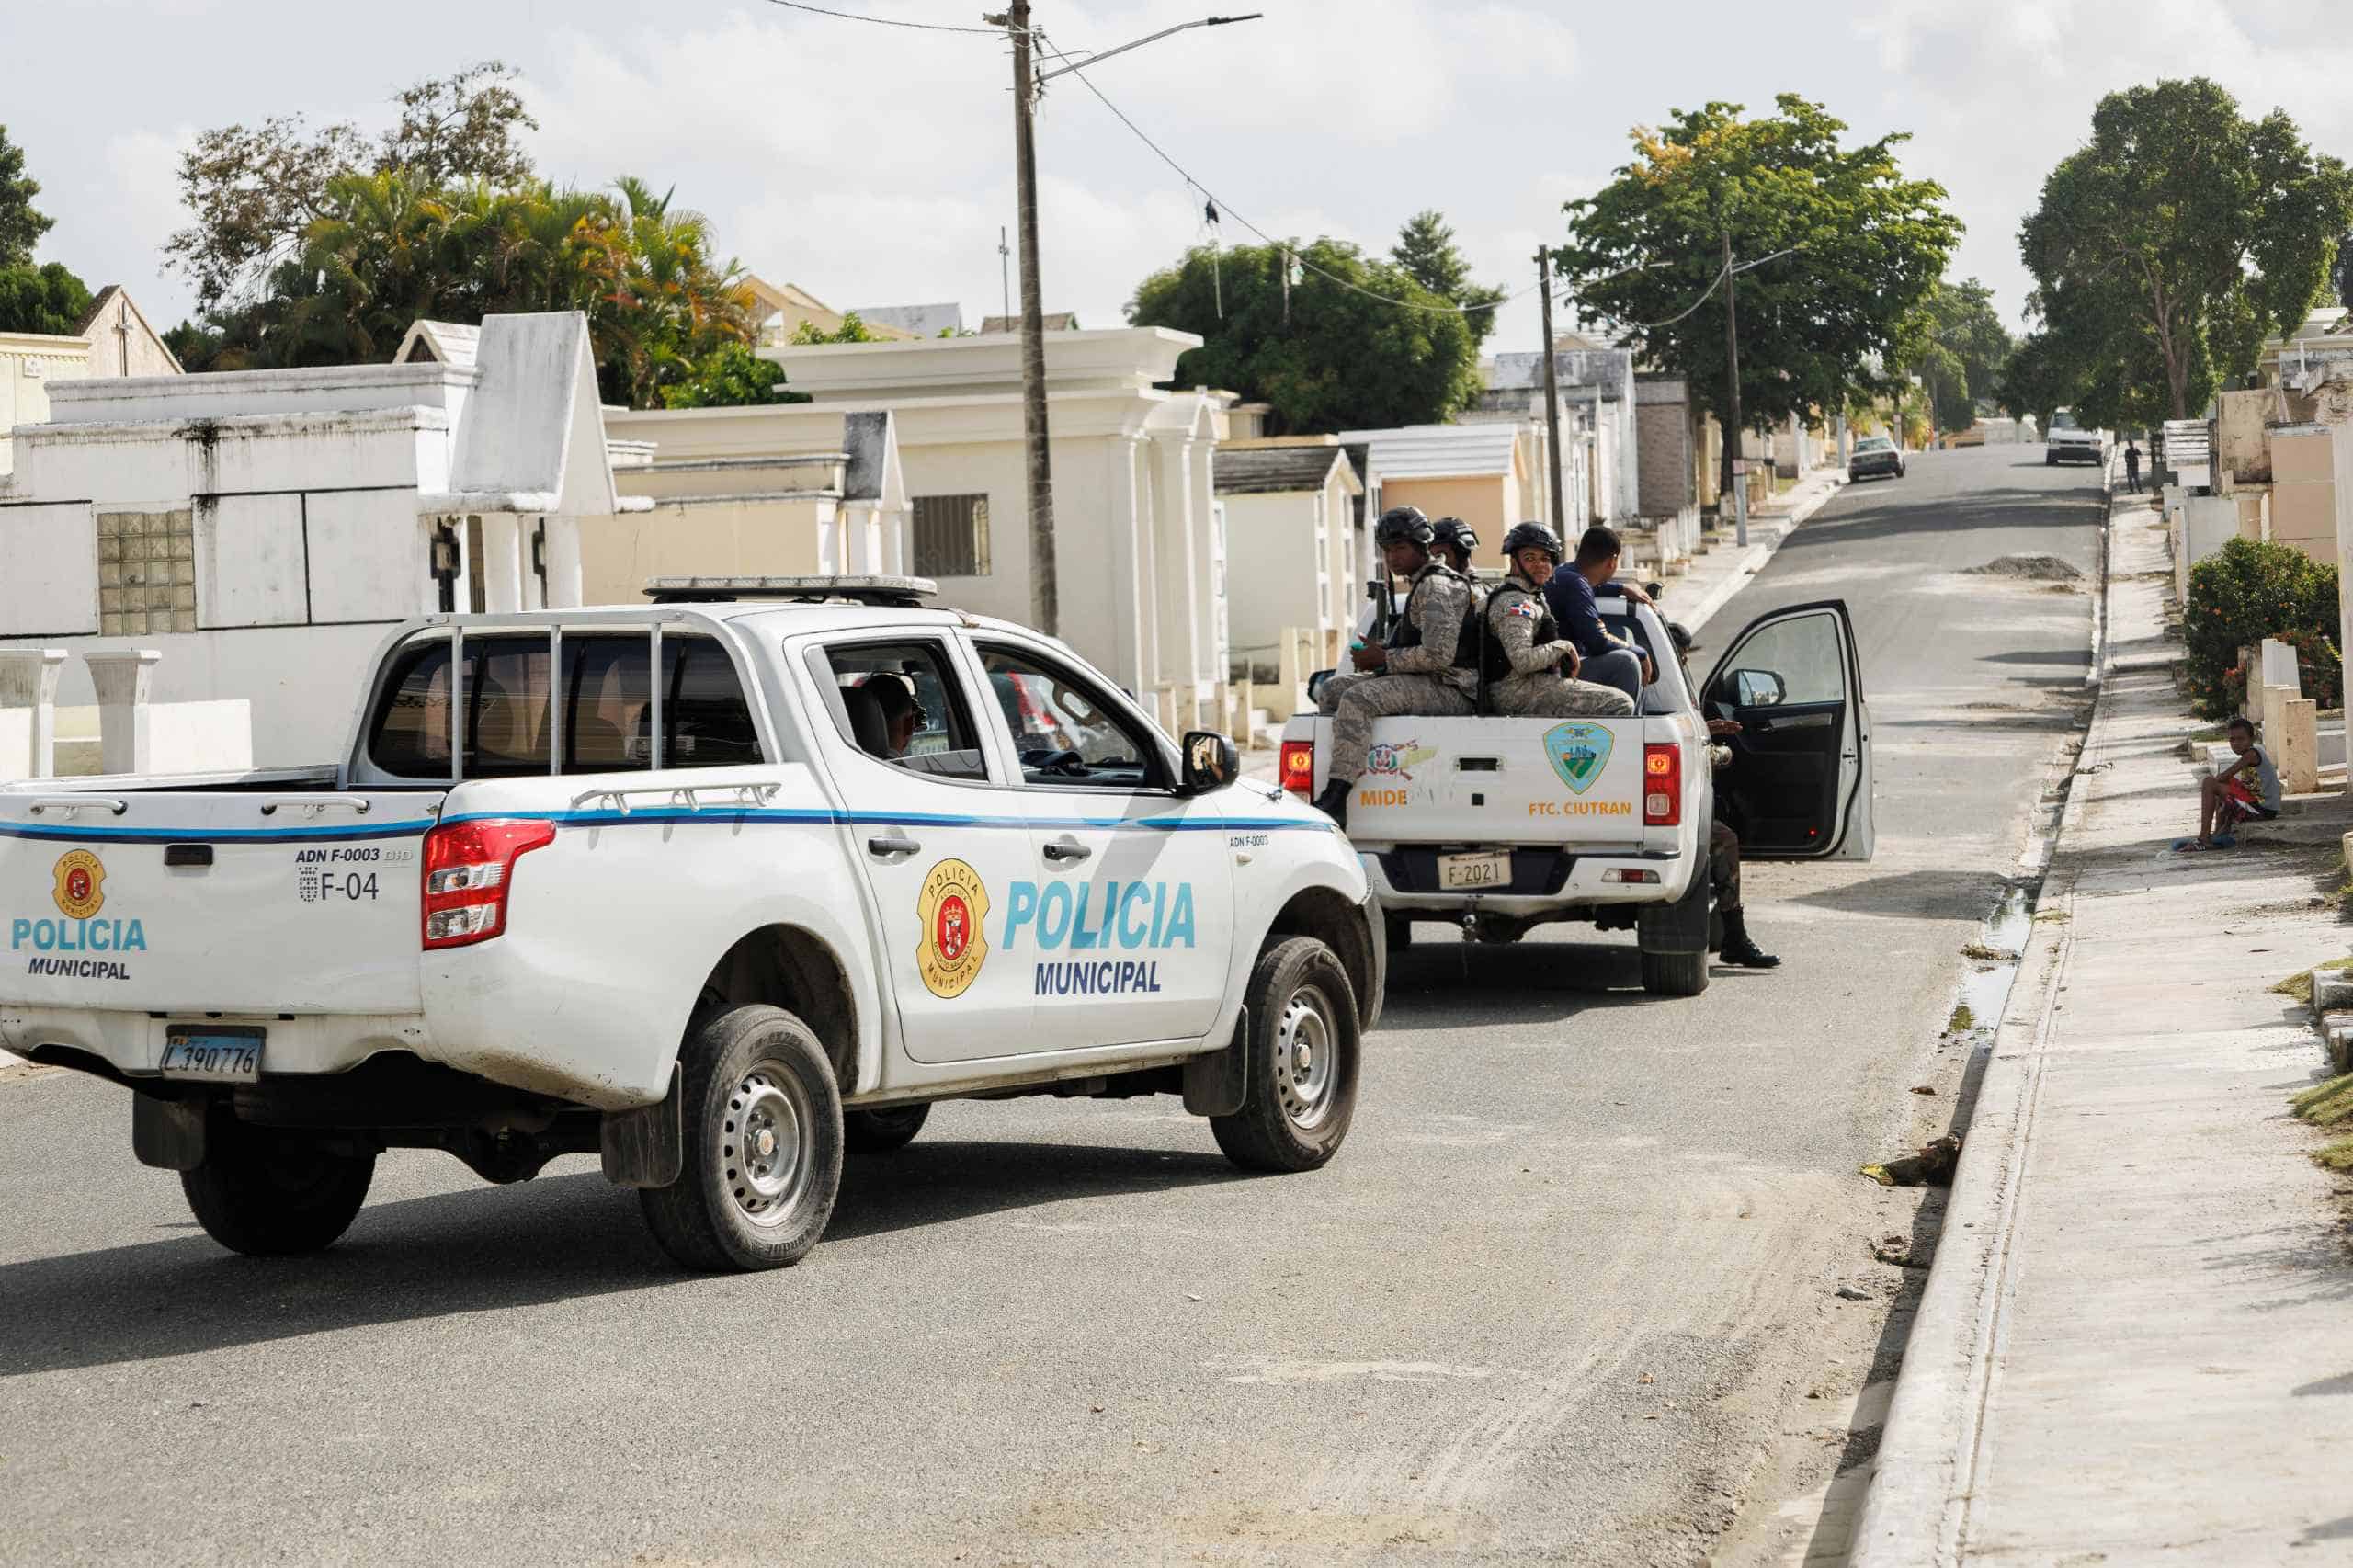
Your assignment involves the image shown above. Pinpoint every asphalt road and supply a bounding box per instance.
[0,446,2107,1567]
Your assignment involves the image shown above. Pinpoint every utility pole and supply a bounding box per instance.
[1722,229,1747,548]
[1536,246,1566,532]
[998,226,1011,325]
[984,8,1260,636]
[1006,0,1058,633]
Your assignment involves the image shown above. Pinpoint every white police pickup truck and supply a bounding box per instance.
[0,578,1381,1271]
[1279,592,1872,995]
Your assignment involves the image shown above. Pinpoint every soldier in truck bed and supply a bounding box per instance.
[1482,522,1636,719]
[1312,506,1478,829]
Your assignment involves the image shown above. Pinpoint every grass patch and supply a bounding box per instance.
[2314,1138,2353,1173]
[2033,908,2071,925]
[1960,942,2017,962]
[2291,1074,2353,1129]
[2272,957,2353,1005]
[1947,1003,1977,1033]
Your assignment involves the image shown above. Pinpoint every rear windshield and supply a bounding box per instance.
[367,631,762,779]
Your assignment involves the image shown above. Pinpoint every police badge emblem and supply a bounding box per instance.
[915,858,992,998]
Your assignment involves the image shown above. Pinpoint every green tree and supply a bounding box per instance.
[0,261,91,335]
[1994,329,2080,428]
[1127,238,1483,433]
[165,61,537,312]
[660,342,807,408]
[2183,537,2341,718]
[2020,77,2352,425]
[1900,278,2014,434]
[1391,210,1506,344]
[1555,95,1961,504]
[0,125,51,268]
[178,170,756,406]
[790,310,886,345]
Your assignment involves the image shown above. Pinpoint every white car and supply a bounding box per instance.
[0,578,1382,1270]
[2045,408,2109,466]
[1279,592,1874,994]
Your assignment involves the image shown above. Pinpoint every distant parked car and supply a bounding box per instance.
[2044,407,2109,466]
[1849,435,1906,481]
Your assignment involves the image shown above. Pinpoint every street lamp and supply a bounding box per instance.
[983,6,1263,637]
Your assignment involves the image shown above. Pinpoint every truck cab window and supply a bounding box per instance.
[815,640,988,782]
[367,636,552,779]
[662,636,762,767]
[978,647,1162,790]
[366,631,761,779]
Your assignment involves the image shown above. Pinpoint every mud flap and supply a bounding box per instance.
[1182,1006,1249,1117]
[599,1062,683,1188]
[131,1092,206,1171]
[1637,824,1713,957]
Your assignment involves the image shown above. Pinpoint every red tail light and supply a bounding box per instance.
[1279,739,1316,795]
[1643,743,1681,826]
[422,818,556,949]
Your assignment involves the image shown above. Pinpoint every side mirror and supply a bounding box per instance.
[1644,580,1666,604]
[1305,668,1336,704]
[1179,730,1239,795]
[1726,668,1787,708]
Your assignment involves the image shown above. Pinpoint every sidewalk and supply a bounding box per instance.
[1854,488,2353,1562]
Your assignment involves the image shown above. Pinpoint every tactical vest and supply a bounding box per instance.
[1481,581,1556,682]
[1391,566,1482,674]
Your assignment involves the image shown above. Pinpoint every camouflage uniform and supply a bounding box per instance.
[1318,563,1476,783]
[1483,574,1636,718]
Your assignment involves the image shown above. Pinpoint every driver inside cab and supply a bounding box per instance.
[857,674,923,759]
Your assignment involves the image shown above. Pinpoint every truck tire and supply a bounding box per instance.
[1638,854,1712,998]
[180,1113,375,1256]
[1210,937,1360,1174]
[844,1104,930,1153]
[1639,948,1709,997]
[640,1004,843,1271]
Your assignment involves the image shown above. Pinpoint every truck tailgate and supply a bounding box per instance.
[1340,716,1649,845]
[0,787,443,1015]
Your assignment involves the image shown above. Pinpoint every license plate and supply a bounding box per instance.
[1438,851,1512,891]
[160,1027,264,1084]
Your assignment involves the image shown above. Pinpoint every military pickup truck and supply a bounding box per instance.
[1279,590,1874,994]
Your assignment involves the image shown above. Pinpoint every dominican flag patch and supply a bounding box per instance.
[1507,599,1540,619]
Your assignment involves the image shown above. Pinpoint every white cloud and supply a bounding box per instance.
[15,0,2353,360]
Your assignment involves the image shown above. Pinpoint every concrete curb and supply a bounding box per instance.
[1680,468,1848,636]
[1846,454,2120,1568]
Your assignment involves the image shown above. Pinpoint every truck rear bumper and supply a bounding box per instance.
[1358,846,1696,919]
[3,1006,437,1083]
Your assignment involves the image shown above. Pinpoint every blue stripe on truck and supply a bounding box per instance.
[0,808,1334,845]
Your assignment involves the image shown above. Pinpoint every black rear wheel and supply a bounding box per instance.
[640,1004,843,1271]
[180,1113,375,1256]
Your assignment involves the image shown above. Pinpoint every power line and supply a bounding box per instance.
[757,0,1016,35]
[1558,244,1802,333]
[1036,30,1537,319]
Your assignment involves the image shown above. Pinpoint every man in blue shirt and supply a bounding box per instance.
[1542,525,1652,705]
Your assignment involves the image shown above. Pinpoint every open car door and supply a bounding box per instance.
[1701,599,1874,861]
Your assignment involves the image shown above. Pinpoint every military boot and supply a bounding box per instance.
[1311,780,1351,830]
[1719,911,1779,969]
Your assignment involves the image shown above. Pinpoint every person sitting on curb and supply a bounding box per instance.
[2175,715,2280,852]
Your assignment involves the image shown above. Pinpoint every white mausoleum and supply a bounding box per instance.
[0,312,626,764]
[610,326,1233,730]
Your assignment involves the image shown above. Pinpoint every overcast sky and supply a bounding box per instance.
[7,0,2353,354]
